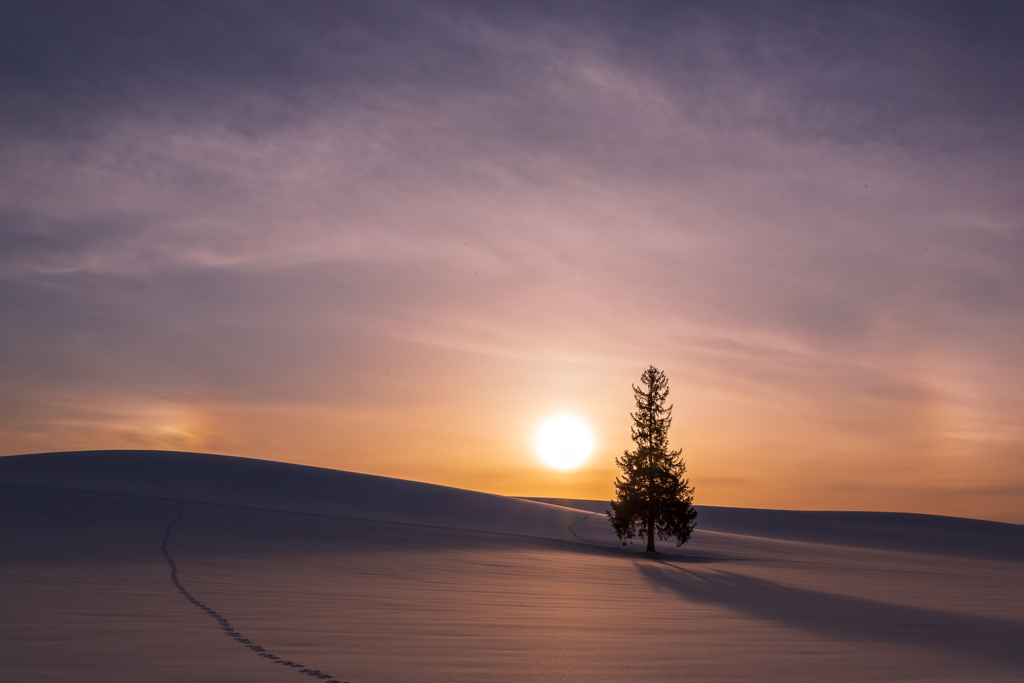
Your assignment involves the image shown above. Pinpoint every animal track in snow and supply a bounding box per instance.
[158,466,347,683]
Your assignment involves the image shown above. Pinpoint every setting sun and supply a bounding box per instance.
[534,415,595,470]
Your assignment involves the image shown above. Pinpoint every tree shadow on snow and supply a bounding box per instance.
[637,561,1024,667]
[602,547,739,564]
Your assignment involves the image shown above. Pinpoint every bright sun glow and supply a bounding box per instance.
[534,415,595,470]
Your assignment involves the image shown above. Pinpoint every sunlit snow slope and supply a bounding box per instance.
[2,451,1023,682]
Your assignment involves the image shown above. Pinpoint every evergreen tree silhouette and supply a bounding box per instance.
[609,366,697,552]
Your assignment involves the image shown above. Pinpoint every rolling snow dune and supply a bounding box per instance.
[0,451,591,541]
[526,497,1024,562]
[2,450,1023,682]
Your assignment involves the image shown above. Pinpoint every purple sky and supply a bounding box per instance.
[2,1,1023,521]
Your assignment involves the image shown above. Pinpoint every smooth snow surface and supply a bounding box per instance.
[3,451,1023,682]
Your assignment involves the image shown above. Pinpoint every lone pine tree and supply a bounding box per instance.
[609,366,697,552]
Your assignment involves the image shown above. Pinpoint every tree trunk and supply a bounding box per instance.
[646,511,655,552]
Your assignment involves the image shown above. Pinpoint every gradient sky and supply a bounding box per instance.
[2,1,1023,522]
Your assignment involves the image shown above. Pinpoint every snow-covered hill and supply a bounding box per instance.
[2,450,1022,682]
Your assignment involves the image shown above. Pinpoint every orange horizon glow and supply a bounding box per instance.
[3,354,1022,524]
